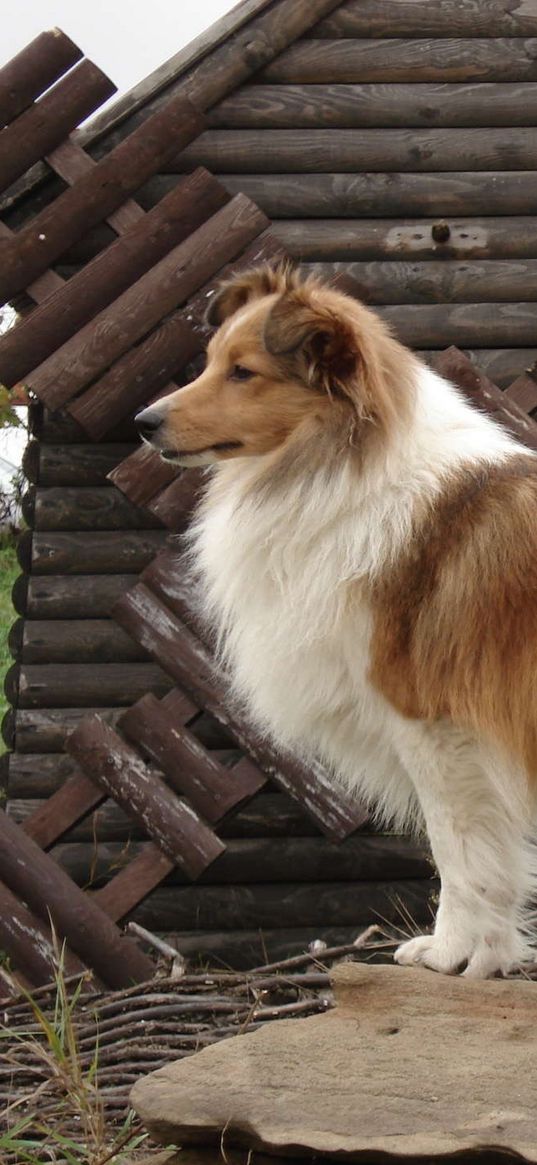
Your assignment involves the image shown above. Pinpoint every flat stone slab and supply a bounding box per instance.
[131,962,537,1162]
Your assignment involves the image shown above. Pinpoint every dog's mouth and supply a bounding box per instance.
[160,441,243,462]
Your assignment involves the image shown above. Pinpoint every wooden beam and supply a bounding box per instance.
[17,619,150,665]
[29,530,167,575]
[273,217,537,262]
[20,574,136,619]
[313,0,537,38]
[31,486,162,533]
[300,259,537,305]
[12,662,172,708]
[380,302,537,349]
[259,38,537,84]
[0,29,82,127]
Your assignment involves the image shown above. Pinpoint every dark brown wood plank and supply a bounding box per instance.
[30,530,167,574]
[119,693,265,822]
[380,302,537,349]
[0,29,82,127]
[0,880,85,986]
[16,662,172,708]
[146,472,203,530]
[176,127,537,174]
[504,369,537,414]
[0,809,153,986]
[9,711,125,759]
[32,486,162,532]
[128,878,435,931]
[259,39,537,84]
[274,217,537,262]
[302,259,537,304]
[431,347,537,450]
[22,771,104,849]
[201,172,537,219]
[114,583,368,840]
[24,443,135,487]
[21,575,136,619]
[313,0,537,38]
[0,169,228,389]
[210,82,537,129]
[436,348,537,389]
[67,714,224,878]
[0,92,205,305]
[18,619,149,664]
[108,445,179,508]
[67,316,202,440]
[0,59,115,192]
[27,194,268,408]
[93,844,174,921]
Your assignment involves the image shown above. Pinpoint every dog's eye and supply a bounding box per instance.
[230,365,255,381]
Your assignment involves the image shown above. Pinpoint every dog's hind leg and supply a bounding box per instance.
[389,719,534,978]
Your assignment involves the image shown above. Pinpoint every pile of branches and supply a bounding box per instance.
[0,928,394,1129]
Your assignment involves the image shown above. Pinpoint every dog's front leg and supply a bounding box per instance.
[389,720,531,978]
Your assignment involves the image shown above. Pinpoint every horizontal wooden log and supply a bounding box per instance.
[50,834,433,887]
[0,92,205,306]
[0,29,82,127]
[15,619,150,665]
[0,809,153,987]
[119,693,265,822]
[302,259,537,304]
[14,662,172,708]
[0,169,228,388]
[29,530,167,575]
[176,127,537,174]
[67,315,202,440]
[8,709,124,757]
[32,486,162,532]
[259,39,537,84]
[314,0,537,37]
[67,714,224,878]
[209,82,537,129]
[8,753,87,797]
[380,302,537,348]
[128,878,436,930]
[16,574,135,619]
[157,925,391,969]
[115,583,368,840]
[212,172,537,218]
[0,59,115,192]
[23,442,135,486]
[28,403,137,445]
[274,217,537,262]
[27,194,268,409]
[0,879,85,987]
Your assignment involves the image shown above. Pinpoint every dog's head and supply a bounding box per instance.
[135,265,412,467]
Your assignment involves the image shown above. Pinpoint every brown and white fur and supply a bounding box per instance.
[136,265,537,978]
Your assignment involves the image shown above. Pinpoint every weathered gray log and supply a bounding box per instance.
[119,693,265,822]
[114,583,368,841]
[313,0,537,38]
[32,486,163,532]
[14,619,150,664]
[0,92,205,305]
[0,810,154,987]
[209,82,537,129]
[0,59,115,192]
[301,259,537,304]
[259,39,537,84]
[0,169,228,387]
[274,217,537,262]
[209,172,537,218]
[0,880,86,986]
[22,442,135,486]
[67,715,225,878]
[50,834,432,887]
[29,530,167,575]
[127,878,436,931]
[11,662,172,708]
[26,194,268,409]
[176,127,537,174]
[15,574,136,619]
[0,29,82,126]
[6,709,124,757]
[380,302,537,348]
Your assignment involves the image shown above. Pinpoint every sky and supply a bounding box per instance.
[1,0,239,101]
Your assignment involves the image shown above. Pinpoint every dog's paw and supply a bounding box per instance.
[394,932,519,978]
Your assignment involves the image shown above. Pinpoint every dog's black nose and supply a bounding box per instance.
[135,408,164,438]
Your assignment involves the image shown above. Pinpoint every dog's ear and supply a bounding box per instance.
[263,292,358,397]
[206,265,293,328]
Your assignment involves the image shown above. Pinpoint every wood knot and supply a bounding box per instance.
[432,221,451,244]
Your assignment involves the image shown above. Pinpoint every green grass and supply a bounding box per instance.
[0,538,19,753]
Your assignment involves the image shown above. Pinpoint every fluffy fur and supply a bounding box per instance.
[136,265,537,978]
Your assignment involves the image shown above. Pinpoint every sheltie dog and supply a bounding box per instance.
[136,265,537,978]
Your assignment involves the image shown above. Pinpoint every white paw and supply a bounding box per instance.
[394,932,519,978]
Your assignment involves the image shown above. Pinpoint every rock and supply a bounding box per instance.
[131,962,537,1161]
